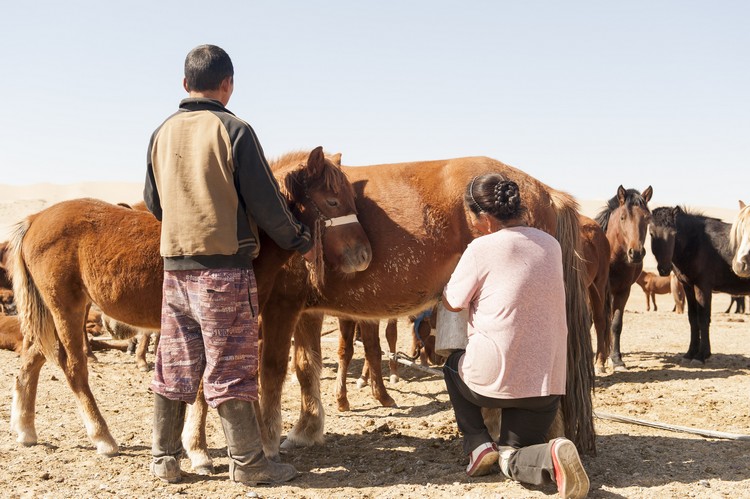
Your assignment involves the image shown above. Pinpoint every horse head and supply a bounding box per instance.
[282,147,372,287]
[596,185,653,265]
[730,200,750,278]
[649,206,680,277]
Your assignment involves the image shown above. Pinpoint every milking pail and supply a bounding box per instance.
[434,302,469,357]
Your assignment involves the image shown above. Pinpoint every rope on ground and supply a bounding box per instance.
[595,411,750,441]
[352,340,444,377]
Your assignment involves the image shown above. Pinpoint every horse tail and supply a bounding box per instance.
[9,217,60,365]
[548,189,596,455]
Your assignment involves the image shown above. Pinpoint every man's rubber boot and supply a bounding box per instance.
[151,393,187,483]
[217,399,298,485]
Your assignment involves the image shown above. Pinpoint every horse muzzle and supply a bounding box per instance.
[627,248,646,265]
[656,265,671,277]
[733,259,750,278]
[339,242,372,273]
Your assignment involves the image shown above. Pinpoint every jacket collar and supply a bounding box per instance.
[178,98,234,115]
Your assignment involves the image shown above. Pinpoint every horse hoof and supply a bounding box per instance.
[389,374,399,384]
[356,378,368,389]
[690,358,706,366]
[380,397,398,408]
[337,401,350,412]
[16,431,38,447]
[613,364,628,372]
[192,464,215,476]
[96,441,119,457]
[595,365,608,375]
[280,438,297,451]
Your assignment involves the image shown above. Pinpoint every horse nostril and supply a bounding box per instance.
[358,247,368,264]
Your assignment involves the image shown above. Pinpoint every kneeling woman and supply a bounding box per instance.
[442,174,589,499]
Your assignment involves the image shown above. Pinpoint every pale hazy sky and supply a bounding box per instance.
[1,1,747,209]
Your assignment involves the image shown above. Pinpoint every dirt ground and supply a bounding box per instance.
[0,288,749,499]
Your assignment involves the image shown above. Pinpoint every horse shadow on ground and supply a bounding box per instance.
[596,350,750,388]
[178,430,749,494]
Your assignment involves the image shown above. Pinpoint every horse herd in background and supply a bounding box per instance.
[0,149,748,476]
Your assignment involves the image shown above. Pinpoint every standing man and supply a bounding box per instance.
[144,44,313,486]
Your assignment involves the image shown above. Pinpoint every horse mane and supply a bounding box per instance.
[730,203,750,252]
[594,188,650,233]
[270,150,355,200]
[270,149,356,292]
[651,206,679,228]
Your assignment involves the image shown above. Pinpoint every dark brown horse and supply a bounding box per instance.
[650,206,750,362]
[254,155,596,457]
[8,147,370,457]
[578,214,612,374]
[595,185,653,370]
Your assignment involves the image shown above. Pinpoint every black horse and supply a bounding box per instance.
[650,206,750,362]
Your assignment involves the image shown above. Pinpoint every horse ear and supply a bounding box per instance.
[642,186,653,203]
[617,185,626,206]
[306,146,326,178]
[740,200,746,209]
[672,206,682,218]
[328,152,342,166]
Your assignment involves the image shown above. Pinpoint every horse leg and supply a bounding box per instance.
[360,321,397,407]
[11,336,46,446]
[356,322,369,389]
[694,286,712,363]
[258,302,301,460]
[609,291,630,371]
[53,308,119,456]
[283,312,326,450]
[83,302,97,362]
[651,292,658,312]
[135,330,151,372]
[335,317,355,412]
[182,380,214,475]
[589,285,608,374]
[683,285,700,360]
[385,318,399,383]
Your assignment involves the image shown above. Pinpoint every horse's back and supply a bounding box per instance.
[20,198,164,327]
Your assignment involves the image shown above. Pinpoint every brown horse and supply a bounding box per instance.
[578,214,612,374]
[8,147,370,457]
[254,155,596,457]
[595,185,653,370]
[730,200,750,278]
[635,271,685,313]
[334,317,399,412]
[334,312,442,412]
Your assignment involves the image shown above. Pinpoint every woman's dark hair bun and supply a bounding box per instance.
[493,181,521,217]
[464,174,525,221]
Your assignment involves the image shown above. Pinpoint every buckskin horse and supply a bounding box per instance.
[250,154,596,458]
[595,185,653,370]
[8,147,370,457]
[650,206,750,363]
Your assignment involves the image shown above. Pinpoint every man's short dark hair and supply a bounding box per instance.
[184,45,234,92]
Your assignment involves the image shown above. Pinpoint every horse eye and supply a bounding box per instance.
[326,198,339,208]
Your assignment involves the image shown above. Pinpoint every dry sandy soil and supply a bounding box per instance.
[0,289,748,499]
